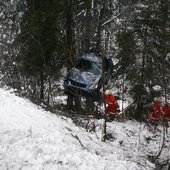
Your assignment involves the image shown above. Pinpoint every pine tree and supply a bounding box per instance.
[115,0,170,120]
[16,0,66,100]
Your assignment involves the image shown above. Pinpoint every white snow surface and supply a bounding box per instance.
[0,88,169,170]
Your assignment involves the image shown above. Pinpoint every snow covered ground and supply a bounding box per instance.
[0,88,169,170]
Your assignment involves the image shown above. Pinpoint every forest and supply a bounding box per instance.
[0,0,170,117]
[0,0,170,169]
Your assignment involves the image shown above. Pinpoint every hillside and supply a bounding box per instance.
[0,88,169,170]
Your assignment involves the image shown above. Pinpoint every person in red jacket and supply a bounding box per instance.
[104,90,120,119]
[148,98,162,121]
[162,103,170,121]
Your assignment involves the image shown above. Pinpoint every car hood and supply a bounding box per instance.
[69,68,101,86]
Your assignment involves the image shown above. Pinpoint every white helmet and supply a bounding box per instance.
[154,97,160,102]
[105,89,112,95]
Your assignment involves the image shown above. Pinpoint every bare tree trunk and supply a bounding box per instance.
[96,3,105,52]
[40,71,44,100]
[121,75,125,119]
[65,0,82,111]
[65,0,74,71]
[101,52,107,142]
[135,24,148,121]
[47,77,51,105]
[85,6,91,52]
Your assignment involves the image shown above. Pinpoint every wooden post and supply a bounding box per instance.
[101,52,107,142]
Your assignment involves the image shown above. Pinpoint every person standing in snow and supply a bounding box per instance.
[148,97,163,121]
[162,103,170,121]
[104,90,120,119]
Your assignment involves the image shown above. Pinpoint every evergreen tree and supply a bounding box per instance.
[115,0,170,120]
[0,0,24,88]
[16,0,66,100]
[74,0,118,56]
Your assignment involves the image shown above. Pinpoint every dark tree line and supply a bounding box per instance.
[115,0,170,120]
[0,0,170,120]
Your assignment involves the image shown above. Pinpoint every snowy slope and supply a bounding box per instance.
[0,88,169,170]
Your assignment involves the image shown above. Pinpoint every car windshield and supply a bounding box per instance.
[76,59,101,75]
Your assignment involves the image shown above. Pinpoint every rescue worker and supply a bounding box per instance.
[162,103,170,121]
[148,97,162,121]
[104,90,120,119]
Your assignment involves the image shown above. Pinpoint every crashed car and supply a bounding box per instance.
[64,53,113,101]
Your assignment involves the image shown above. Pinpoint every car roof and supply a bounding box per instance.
[79,53,102,63]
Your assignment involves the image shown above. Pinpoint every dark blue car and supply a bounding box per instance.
[64,53,113,102]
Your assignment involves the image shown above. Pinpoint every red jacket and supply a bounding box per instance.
[104,95,119,117]
[149,113,161,121]
[149,101,162,121]
[162,105,170,121]
[105,95,118,105]
[153,101,162,114]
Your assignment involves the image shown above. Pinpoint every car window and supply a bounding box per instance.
[76,59,101,75]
